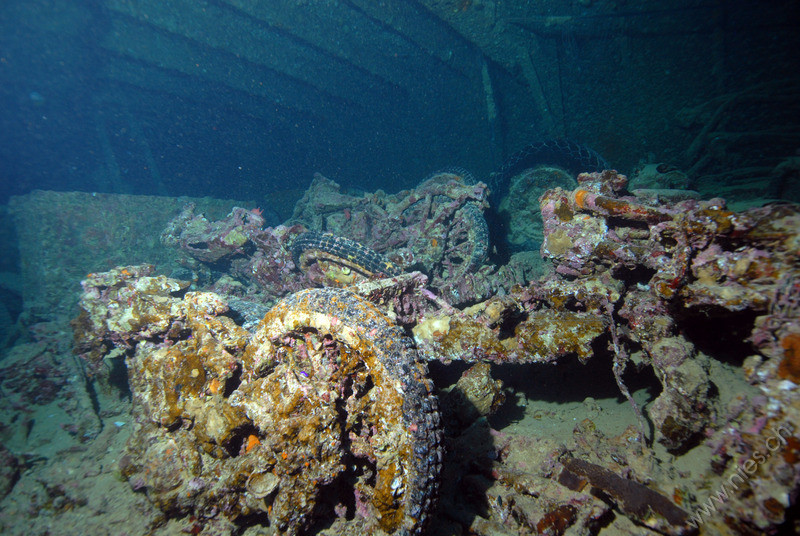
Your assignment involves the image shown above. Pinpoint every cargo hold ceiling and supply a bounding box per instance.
[99,0,485,126]
[85,0,513,191]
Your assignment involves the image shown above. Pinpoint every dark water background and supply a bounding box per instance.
[2,0,798,205]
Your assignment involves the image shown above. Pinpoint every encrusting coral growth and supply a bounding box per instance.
[66,166,800,535]
[75,268,442,534]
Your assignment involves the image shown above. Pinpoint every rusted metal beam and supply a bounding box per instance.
[221,0,469,95]
[411,0,562,139]
[343,0,480,83]
[99,14,355,117]
[105,0,399,108]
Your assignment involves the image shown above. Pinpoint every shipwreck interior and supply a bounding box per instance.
[1,0,799,205]
[2,2,800,536]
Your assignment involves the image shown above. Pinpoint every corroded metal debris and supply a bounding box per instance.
[77,267,442,535]
[68,165,800,535]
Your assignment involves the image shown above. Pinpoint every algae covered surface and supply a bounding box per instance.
[1,177,799,535]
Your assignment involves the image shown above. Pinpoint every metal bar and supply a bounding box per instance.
[105,0,394,107]
[99,15,354,117]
